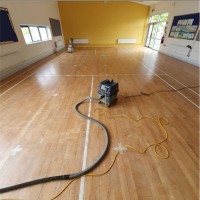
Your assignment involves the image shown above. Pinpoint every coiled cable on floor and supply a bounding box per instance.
[0,97,110,194]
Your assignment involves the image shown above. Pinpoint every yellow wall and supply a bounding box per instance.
[58,2,149,46]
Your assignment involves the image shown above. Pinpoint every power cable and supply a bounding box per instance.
[1,84,188,195]
[94,92,170,159]
[119,86,199,98]
[0,93,171,198]
[50,111,171,199]
[50,151,120,200]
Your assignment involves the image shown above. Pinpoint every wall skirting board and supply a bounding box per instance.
[0,47,64,80]
[159,50,199,67]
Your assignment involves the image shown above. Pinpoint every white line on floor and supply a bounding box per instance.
[0,73,164,97]
[30,73,165,77]
[0,52,65,88]
[156,68,199,96]
[0,54,66,97]
[143,65,199,109]
[10,145,23,156]
[0,73,165,97]
[0,68,35,88]
[79,76,94,200]
[0,75,32,97]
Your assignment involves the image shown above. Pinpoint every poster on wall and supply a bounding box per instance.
[169,13,199,40]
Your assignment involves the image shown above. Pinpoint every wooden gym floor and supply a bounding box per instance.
[0,47,199,200]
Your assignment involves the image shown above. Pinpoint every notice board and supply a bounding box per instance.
[169,13,199,40]
[49,18,62,37]
[0,7,18,44]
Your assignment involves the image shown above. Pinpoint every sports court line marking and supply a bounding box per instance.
[114,73,164,76]
[0,75,32,97]
[11,145,23,156]
[0,52,65,88]
[156,68,199,96]
[0,73,165,96]
[0,62,41,88]
[32,73,165,77]
[79,76,94,200]
[1,72,164,97]
[0,54,65,97]
[143,65,199,109]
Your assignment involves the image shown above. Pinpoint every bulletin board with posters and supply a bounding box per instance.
[169,13,199,40]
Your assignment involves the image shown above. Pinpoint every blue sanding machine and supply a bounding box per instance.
[98,80,119,107]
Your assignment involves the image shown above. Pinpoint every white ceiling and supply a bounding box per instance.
[7,0,160,5]
[131,1,159,6]
[58,0,160,5]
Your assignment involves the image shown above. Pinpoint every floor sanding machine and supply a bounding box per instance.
[98,80,119,107]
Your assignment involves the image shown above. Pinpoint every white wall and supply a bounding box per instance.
[150,1,199,66]
[0,1,65,79]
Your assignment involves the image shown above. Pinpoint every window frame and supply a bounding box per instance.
[38,26,49,41]
[149,13,169,24]
[20,25,52,45]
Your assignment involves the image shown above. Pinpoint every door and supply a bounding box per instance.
[145,13,168,50]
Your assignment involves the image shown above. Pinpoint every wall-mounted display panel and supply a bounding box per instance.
[169,13,199,40]
[49,18,62,37]
[0,7,18,44]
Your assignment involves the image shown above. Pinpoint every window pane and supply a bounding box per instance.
[21,27,32,44]
[46,28,52,40]
[29,27,40,41]
[39,27,48,40]
[149,39,154,48]
[151,15,160,22]
[151,24,158,38]
[160,13,168,22]
[156,22,166,39]
[153,39,161,50]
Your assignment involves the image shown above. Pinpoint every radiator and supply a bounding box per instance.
[73,39,89,44]
[55,40,65,51]
[118,39,137,44]
[169,43,189,56]
[55,40,64,48]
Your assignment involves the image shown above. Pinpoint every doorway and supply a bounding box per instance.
[145,13,168,50]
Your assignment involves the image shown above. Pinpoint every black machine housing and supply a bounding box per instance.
[98,80,119,107]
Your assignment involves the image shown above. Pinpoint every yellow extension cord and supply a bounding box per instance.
[49,95,170,200]
[50,151,120,200]
[1,95,170,200]
[94,96,169,159]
